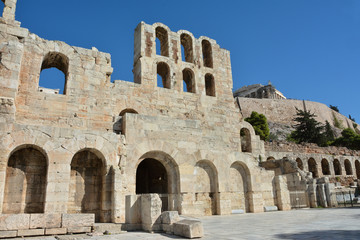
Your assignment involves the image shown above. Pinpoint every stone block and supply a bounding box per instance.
[67,226,92,234]
[30,214,62,229]
[0,230,17,239]
[162,224,173,234]
[17,229,45,237]
[161,211,179,224]
[173,220,203,239]
[231,209,245,214]
[141,194,162,231]
[45,228,67,235]
[0,214,30,230]
[61,214,94,228]
[264,206,278,212]
[93,223,123,234]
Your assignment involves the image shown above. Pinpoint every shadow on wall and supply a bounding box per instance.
[276,230,360,240]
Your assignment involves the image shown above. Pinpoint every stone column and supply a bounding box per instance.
[307,180,317,208]
[2,0,17,21]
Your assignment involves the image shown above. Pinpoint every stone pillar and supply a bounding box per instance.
[218,192,231,215]
[125,195,141,224]
[316,183,327,208]
[307,180,317,208]
[112,168,123,223]
[2,0,17,21]
[274,175,291,210]
[141,194,162,232]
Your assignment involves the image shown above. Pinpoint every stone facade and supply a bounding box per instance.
[233,82,286,99]
[0,1,359,237]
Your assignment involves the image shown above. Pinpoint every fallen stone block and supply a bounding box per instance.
[161,211,180,224]
[67,226,92,234]
[0,230,17,239]
[17,228,45,237]
[93,223,123,234]
[62,214,94,228]
[173,220,203,239]
[231,209,245,214]
[45,228,67,235]
[264,206,278,212]
[0,214,30,231]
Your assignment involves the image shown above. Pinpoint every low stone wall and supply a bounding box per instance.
[0,213,94,238]
[265,141,360,156]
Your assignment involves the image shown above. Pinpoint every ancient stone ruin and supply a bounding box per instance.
[0,0,359,238]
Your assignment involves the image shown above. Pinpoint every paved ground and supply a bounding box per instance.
[15,208,360,240]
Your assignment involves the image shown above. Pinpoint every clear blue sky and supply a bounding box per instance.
[7,0,360,122]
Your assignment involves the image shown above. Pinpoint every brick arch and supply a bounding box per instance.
[152,58,175,89]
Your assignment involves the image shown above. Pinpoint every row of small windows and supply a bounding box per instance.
[155,26,213,68]
[156,61,215,96]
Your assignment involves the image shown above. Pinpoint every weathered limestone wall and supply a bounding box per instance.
[237,97,359,134]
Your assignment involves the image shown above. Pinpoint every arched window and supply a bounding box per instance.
[202,40,213,68]
[355,160,360,179]
[205,73,215,96]
[180,33,193,63]
[321,159,330,175]
[333,159,342,175]
[240,128,252,153]
[155,27,169,57]
[296,158,304,170]
[119,108,138,116]
[182,68,195,93]
[344,159,352,175]
[157,62,170,89]
[39,52,69,94]
[308,158,318,178]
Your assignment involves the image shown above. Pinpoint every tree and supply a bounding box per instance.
[322,120,335,145]
[349,114,356,122]
[329,105,339,112]
[245,111,269,141]
[288,108,323,145]
[332,128,360,150]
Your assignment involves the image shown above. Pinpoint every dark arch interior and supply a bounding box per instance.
[3,147,47,214]
[308,158,318,178]
[136,158,168,194]
[205,73,215,96]
[344,160,352,175]
[240,128,252,153]
[321,159,330,175]
[355,160,360,179]
[296,158,304,170]
[202,40,213,68]
[181,33,193,63]
[156,27,169,57]
[333,159,341,175]
[183,68,195,93]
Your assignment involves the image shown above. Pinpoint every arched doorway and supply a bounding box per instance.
[296,158,304,170]
[229,162,251,213]
[344,159,352,175]
[3,145,47,214]
[68,149,105,222]
[194,160,219,215]
[333,159,342,175]
[240,128,252,153]
[321,159,330,175]
[355,160,360,179]
[136,151,180,212]
[308,158,318,178]
[136,158,168,194]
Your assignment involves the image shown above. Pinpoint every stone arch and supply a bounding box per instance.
[296,158,304,170]
[202,39,213,68]
[267,157,275,161]
[182,68,195,93]
[194,160,219,215]
[157,61,171,89]
[240,128,252,153]
[180,33,194,63]
[308,158,318,178]
[229,162,251,213]
[355,160,360,179]
[3,144,48,214]
[68,148,107,222]
[39,52,69,94]
[333,159,342,175]
[204,73,215,96]
[136,151,180,211]
[119,108,138,116]
[321,159,330,175]
[344,159,352,175]
[155,26,169,57]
